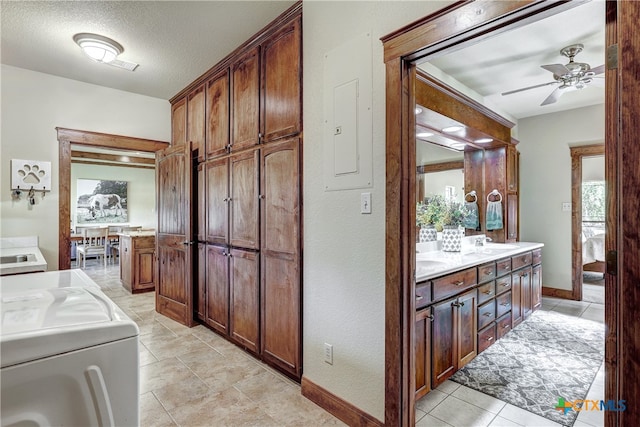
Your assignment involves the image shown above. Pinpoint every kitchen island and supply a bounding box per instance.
[414,239,543,398]
[119,230,156,294]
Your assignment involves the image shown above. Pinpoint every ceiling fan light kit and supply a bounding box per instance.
[502,43,604,106]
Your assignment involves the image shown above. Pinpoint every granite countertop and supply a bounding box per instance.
[0,237,48,276]
[416,241,544,282]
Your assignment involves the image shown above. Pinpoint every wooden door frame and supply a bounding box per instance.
[56,127,169,270]
[570,144,605,302]
[381,1,623,425]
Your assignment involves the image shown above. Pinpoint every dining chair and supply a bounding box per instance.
[76,227,109,268]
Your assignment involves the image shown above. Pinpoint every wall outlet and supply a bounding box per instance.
[324,343,333,365]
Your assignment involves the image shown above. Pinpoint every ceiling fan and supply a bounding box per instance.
[502,44,605,106]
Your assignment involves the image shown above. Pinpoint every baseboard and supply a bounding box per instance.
[542,286,575,300]
[301,376,383,427]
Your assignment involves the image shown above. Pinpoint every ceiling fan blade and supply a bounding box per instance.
[541,63,571,76]
[501,81,558,96]
[540,86,566,106]
[590,64,605,75]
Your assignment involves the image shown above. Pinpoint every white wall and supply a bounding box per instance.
[303,1,455,420]
[71,163,156,230]
[518,104,604,291]
[0,65,170,269]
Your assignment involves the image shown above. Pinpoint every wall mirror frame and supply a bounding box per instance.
[381,1,623,426]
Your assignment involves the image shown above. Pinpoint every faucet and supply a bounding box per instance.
[475,237,484,247]
[485,237,493,242]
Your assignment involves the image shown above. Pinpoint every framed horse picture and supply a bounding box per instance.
[76,179,128,224]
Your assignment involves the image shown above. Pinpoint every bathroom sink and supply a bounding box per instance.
[483,243,520,250]
[0,254,35,264]
[416,259,449,274]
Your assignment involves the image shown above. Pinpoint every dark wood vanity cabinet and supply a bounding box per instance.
[119,233,156,294]
[415,248,542,397]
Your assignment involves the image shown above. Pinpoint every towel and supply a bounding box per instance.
[486,200,503,230]
[464,201,479,230]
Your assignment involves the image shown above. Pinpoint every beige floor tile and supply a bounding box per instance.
[139,357,198,394]
[416,413,453,427]
[139,342,159,366]
[152,375,214,411]
[429,395,496,427]
[488,415,521,426]
[259,386,346,426]
[139,392,176,427]
[234,370,295,403]
[435,380,461,395]
[141,333,214,361]
[581,305,605,323]
[415,389,447,413]
[498,404,563,427]
[452,385,507,414]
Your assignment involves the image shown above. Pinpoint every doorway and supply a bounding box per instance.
[380,1,634,426]
[56,127,169,270]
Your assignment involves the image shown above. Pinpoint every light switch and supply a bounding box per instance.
[361,192,371,214]
[562,202,572,212]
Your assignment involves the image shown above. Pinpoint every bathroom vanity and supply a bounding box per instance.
[414,240,543,398]
[0,237,47,276]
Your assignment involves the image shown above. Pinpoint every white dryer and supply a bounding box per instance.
[1,270,139,427]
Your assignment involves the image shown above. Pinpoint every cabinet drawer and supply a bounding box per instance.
[512,251,532,270]
[496,291,512,318]
[478,323,496,353]
[478,299,496,330]
[496,275,512,295]
[416,282,432,309]
[477,262,496,284]
[496,312,512,339]
[477,282,496,305]
[532,248,542,265]
[432,268,477,302]
[496,257,512,277]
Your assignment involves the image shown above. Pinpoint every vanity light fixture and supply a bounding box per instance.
[73,33,123,63]
[475,137,493,143]
[441,125,464,133]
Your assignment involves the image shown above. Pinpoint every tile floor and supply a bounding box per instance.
[81,260,345,426]
[82,260,605,427]
[415,296,606,427]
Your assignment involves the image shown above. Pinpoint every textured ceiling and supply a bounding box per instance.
[1,1,297,100]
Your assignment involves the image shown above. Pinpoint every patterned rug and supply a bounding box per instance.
[450,309,604,426]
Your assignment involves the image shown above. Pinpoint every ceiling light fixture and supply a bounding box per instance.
[442,125,463,133]
[73,33,123,63]
[475,137,493,143]
[416,132,434,138]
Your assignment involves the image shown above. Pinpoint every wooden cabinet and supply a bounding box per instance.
[431,289,477,388]
[506,145,519,192]
[119,233,156,294]
[230,248,260,353]
[511,250,540,328]
[171,97,187,146]
[507,193,518,241]
[532,250,543,311]
[232,47,260,151]
[170,3,302,381]
[484,145,519,243]
[206,70,230,159]
[187,84,206,158]
[261,17,301,142]
[415,307,432,399]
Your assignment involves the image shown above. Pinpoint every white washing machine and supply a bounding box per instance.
[1,270,140,427]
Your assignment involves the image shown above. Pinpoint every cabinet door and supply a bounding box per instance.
[171,97,187,147]
[196,243,206,321]
[205,158,229,245]
[232,47,260,151]
[522,266,532,319]
[506,145,518,192]
[261,17,301,142]
[206,70,230,159]
[197,164,206,243]
[457,289,478,368]
[230,248,259,353]
[230,150,259,249]
[135,248,156,290]
[506,193,518,242]
[415,307,432,399]
[431,297,457,388]
[511,271,523,328]
[187,84,206,160]
[119,236,132,287]
[206,244,230,334]
[531,264,542,312]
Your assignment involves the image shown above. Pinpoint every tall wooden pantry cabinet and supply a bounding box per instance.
[157,2,303,381]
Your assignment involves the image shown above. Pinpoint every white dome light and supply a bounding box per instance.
[73,33,123,64]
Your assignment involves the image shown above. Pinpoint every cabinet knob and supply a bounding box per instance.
[483,290,493,295]
[415,294,423,301]
[258,195,265,200]
[483,312,492,317]
[427,314,434,322]
[454,281,464,287]
[486,336,494,342]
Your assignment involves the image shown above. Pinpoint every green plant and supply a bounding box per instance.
[440,199,470,227]
[416,195,447,228]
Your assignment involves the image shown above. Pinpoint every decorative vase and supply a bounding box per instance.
[441,225,462,251]
[419,226,437,242]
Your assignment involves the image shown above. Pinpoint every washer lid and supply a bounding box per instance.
[1,287,138,368]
